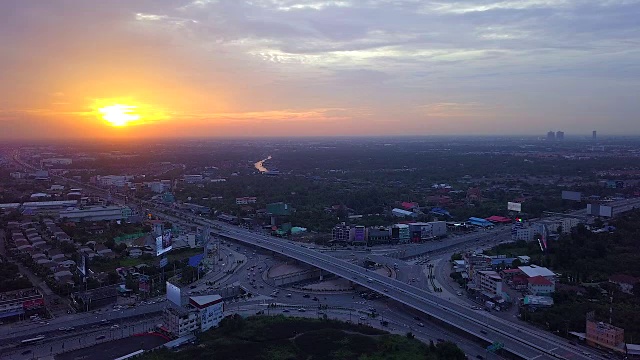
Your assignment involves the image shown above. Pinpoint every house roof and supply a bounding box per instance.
[609,274,638,285]
[486,216,512,223]
[519,265,555,278]
[189,294,222,309]
[528,276,553,286]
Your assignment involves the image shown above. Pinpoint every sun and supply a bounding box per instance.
[98,104,140,127]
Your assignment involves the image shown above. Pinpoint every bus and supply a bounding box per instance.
[21,335,45,346]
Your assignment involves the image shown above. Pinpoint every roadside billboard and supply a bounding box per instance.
[139,275,151,293]
[77,255,86,276]
[561,191,582,202]
[507,202,522,212]
[166,281,181,306]
[156,229,173,256]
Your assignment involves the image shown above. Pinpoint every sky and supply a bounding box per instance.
[1,0,639,139]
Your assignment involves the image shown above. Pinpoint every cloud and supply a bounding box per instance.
[0,0,639,138]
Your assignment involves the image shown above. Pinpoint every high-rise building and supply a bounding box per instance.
[555,131,564,141]
[592,130,597,142]
[546,131,555,141]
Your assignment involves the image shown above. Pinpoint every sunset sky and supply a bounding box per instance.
[1,0,639,139]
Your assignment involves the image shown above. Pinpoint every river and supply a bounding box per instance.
[254,156,271,173]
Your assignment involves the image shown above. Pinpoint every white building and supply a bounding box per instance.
[514,227,536,241]
[527,276,555,295]
[235,197,257,205]
[97,175,132,187]
[392,208,417,218]
[183,175,204,184]
[189,295,224,332]
[58,205,132,222]
[148,181,171,194]
[478,270,503,296]
[519,265,556,284]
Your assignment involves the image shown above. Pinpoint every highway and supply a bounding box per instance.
[194,221,588,360]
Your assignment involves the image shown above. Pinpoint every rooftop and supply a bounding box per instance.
[189,294,222,308]
[519,265,556,278]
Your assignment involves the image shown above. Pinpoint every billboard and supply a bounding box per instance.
[77,255,86,276]
[561,191,582,202]
[156,229,173,256]
[507,202,522,212]
[166,281,181,306]
[586,204,613,217]
[138,275,151,293]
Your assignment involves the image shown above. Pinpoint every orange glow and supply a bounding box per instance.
[98,104,140,126]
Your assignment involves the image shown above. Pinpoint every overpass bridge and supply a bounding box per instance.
[198,220,588,360]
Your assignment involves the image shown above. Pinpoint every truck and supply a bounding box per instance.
[484,301,495,311]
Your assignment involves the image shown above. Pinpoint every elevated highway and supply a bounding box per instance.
[197,220,589,360]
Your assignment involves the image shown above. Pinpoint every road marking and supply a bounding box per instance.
[530,355,543,360]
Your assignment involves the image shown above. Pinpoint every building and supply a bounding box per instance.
[519,265,556,283]
[466,187,482,202]
[235,197,257,205]
[96,175,132,187]
[58,205,132,222]
[391,208,416,218]
[586,319,625,351]
[514,227,536,241]
[528,276,555,295]
[41,158,72,166]
[350,226,367,244]
[391,224,410,243]
[556,131,564,141]
[148,181,171,194]
[0,288,45,321]
[367,227,390,244]
[331,223,351,243]
[163,305,200,337]
[592,130,597,142]
[71,286,118,311]
[547,131,556,141]
[189,295,224,332]
[468,217,494,228]
[183,174,204,184]
[407,221,447,242]
[608,274,638,294]
[477,270,503,296]
[539,217,582,234]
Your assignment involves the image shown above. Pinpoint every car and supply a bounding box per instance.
[417,322,425,327]
[59,327,67,331]
[111,325,120,329]
[96,335,106,340]
[359,316,367,320]
[383,289,389,292]
[303,294,310,298]
[282,309,290,313]
[298,308,306,312]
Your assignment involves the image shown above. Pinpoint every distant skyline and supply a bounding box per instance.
[1,0,639,139]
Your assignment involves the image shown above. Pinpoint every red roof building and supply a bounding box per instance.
[486,216,512,223]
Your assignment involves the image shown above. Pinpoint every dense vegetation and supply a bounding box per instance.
[141,315,466,360]
[488,209,640,342]
[0,259,33,291]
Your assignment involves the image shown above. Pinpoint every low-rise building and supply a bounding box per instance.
[477,270,503,296]
[586,320,625,351]
[528,276,555,295]
[0,288,45,321]
[58,205,132,222]
[163,305,200,337]
[609,274,638,294]
[519,265,556,284]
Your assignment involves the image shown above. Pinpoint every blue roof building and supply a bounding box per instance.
[468,217,494,228]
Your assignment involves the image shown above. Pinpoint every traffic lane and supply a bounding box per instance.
[1,318,159,360]
[215,225,588,360]
[1,303,165,345]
